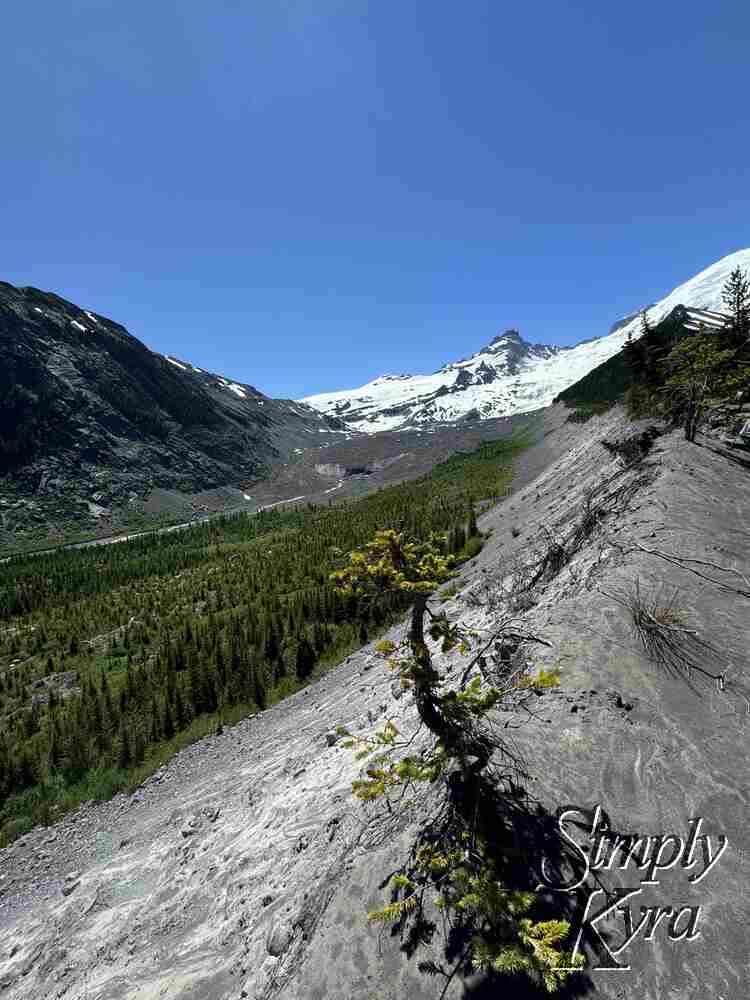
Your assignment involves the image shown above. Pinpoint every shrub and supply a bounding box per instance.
[459,535,483,560]
[614,579,724,685]
[602,427,661,466]
[0,815,33,847]
[438,582,461,603]
[565,408,594,424]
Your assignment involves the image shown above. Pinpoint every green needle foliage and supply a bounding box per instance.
[659,332,741,441]
[333,530,583,992]
[721,265,750,347]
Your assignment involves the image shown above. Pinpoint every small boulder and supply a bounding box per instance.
[266,920,294,957]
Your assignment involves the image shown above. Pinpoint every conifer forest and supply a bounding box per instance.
[0,434,528,843]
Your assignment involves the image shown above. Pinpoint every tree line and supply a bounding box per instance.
[556,265,750,435]
[624,265,750,439]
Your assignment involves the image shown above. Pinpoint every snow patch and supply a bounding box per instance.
[300,248,750,433]
[165,357,187,371]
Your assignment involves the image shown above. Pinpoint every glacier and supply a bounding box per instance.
[301,248,750,433]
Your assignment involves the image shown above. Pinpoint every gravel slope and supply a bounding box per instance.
[1,404,748,1000]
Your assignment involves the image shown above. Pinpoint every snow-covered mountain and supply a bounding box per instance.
[301,248,750,433]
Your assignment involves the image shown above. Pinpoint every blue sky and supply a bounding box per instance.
[3,1,749,397]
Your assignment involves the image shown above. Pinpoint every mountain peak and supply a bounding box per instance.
[490,328,523,345]
[302,248,750,433]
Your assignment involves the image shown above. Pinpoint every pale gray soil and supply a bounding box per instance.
[0,404,748,1000]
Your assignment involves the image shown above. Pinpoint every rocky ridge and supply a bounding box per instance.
[0,282,349,547]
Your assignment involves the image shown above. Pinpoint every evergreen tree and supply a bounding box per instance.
[89,691,107,754]
[189,658,206,716]
[66,720,89,780]
[174,684,189,730]
[263,621,280,662]
[660,331,744,441]
[313,621,328,653]
[162,698,175,741]
[48,719,63,770]
[640,307,652,338]
[214,643,226,688]
[100,669,116,731]
[640,309,669,386]
[0,736,10,799]
[252,666,267,709]
[622,310,647,377]
[149,698,161,744]
[295,634,316,681]
[117,724,132,770]
[203,669,218,713]
[15,749,37,790]
[332,530,580,992]
[451,525,466,554]
[721,266,750,348]
[23,701,40,739]
[133,729,146,766]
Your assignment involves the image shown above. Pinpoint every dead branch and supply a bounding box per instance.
[625,539,750,600]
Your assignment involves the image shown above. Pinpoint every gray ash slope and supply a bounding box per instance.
[0,281,348,543]
[0,404,748,999]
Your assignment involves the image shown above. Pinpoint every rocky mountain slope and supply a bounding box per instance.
[302,248,750,431]
[0,282,348,547]
[1,404,747,999]
[6,247,749,548]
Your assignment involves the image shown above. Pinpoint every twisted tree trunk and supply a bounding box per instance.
[408,594,492,776]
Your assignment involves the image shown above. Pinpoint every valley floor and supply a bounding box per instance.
[0,412,535,557]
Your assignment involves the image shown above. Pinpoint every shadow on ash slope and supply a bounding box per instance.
[1,406,748,1000]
